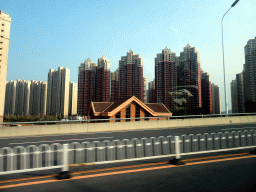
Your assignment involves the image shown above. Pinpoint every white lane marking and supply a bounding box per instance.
[9,143,25,145]
[55,140,69,142]
[221,128,245,131]
[99,137,114,139]
[243,127,256,129]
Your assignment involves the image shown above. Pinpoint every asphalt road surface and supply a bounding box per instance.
[1,150,256,192]
[1,122,256,149]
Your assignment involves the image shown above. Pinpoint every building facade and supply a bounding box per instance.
[119,50,144,101]
[0,11,11,123]
[96,55,111,102]
[155,47,177,110]
[15,80,31,115]
[148,79,156,103]
[78,58,97,115]
[78,56,111,115]
[201,71,212,114]
[143,77,147,103]
[244,37,256,101]
[231,73,245,113]
[69,81,78,116]
[211,83,221,114]
[4,80,16,115]
[29,80,47,116]
[177,44,202,113]
[111,69,119,101]
[231,80,238,113]
[47,67,70,118]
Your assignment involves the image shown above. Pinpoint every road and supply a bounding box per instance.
[1,151,256,192]
[0,122,256,148]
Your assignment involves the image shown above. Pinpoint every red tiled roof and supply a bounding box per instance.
[103,99,128,112]
[145,103,171,113]
[92,102,113,113]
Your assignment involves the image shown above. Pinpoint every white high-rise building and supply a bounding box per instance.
[47,67,70,118]
[5,80,16,115]
[29,80,47,116]
[0,11,11,123]
[69,81,77,116]
[15,80,31,115]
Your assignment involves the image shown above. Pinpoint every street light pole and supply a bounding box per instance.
[221,0,240,115]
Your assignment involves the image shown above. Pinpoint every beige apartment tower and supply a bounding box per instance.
[0,11,11,123]
[5,80,16,115]
[47,67,70,118]
[29,80,47,116]
[69,81,77,116]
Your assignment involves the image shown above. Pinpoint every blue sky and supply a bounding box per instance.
[2,0,256,112]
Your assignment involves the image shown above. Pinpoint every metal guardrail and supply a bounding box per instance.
[1,112,256,126]
[1,129,256,175]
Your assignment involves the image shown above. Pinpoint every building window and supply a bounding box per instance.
[126,105,130,122]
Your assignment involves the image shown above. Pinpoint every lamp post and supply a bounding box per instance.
[221,0,240,115]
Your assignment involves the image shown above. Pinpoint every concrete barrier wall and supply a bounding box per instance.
[1,115,256,137]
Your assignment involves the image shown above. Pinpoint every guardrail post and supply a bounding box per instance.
[56,144,71,180]
[169,136,185,165]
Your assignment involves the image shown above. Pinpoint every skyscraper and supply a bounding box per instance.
[148,79,156,103]
[119,50,144,101]
[177,44,202,112]
[5,80,16,115]
[78,58,97,115]
[231,73,245,113]
[201,71,212,114]
[69,81,78,116]
[0,11,11,123]
[244,37,256,101]
[155,47,177,109]
[143,77,147,103]
[211,83,221,114]
[78,56,111,115]
[111,69,119,101]
[96,55,111,102]
[231,80,238,113]
[47,67,70,118]
[15,80,31,115]
[29,80,47,116]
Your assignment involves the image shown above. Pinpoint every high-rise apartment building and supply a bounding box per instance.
[231,73,245,113]
[47,67,70,118]
[111,69,119,101]
[148,79,156,103]
[231,80,238,113]
[15,80,31,115]
[119,50,144,101]
[0,11,11,123]
[244,37,256,101]
[78,56,111,115]
[201,71,212,114]
[29,80,47,116]
[155,47,177,109]
[236,73,245,113]
[177,44,202,112]
[5,80,16,115]
[96,55,111,102]
[143,77,147,103]
[78,58,97,115]
[211,83,221,114]
[69,81,78,116]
